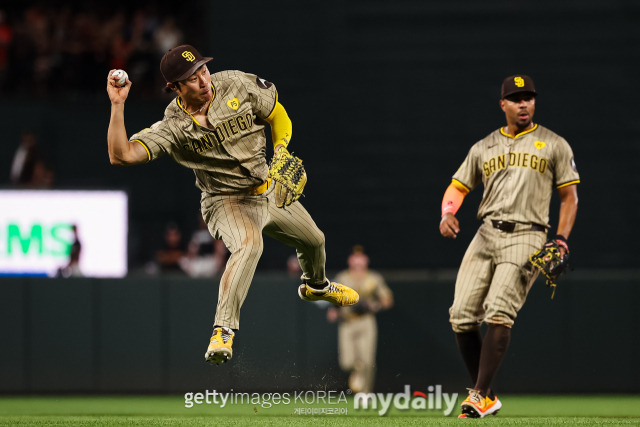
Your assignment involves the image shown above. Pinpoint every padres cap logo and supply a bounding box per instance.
[160,44,213,83]
[501,75,536,99]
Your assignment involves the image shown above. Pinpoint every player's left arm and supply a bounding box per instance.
[555,184,578,255]
[378,282,394,311]
[264,101,292,154]
[552,136,579,252]
[243,72,284,152]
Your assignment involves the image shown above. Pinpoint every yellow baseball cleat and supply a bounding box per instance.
[204,327,234,365]
[460,388,502,418]
[298,281,360,306]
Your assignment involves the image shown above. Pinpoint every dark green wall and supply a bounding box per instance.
[1,272,638,394]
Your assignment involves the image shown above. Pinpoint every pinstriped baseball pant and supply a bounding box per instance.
[449,222,545,333]
[200,188,326,330]
[338,314,377,394]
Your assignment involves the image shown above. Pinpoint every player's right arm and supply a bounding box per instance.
[106,70,149,166]
[440,142,482,239]
[439,180,469,239]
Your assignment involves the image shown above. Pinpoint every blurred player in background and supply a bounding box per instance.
[286,253,303,279]
[105,44,359,365]
[327,245,393,393]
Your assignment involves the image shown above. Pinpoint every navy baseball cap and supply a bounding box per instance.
[160,45,213,83]
[501,75,537,99]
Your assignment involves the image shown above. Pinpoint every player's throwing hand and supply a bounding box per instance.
[106,69,132,104]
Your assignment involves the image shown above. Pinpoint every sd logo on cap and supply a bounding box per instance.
[501,75,536,99]
[160,45,213,83]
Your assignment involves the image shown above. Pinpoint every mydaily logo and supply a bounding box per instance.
[354,384,458,416]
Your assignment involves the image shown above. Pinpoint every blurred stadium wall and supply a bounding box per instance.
[1,272,638,394]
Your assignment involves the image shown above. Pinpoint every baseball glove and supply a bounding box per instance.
[268,147,307,208]
[529,238,570,299]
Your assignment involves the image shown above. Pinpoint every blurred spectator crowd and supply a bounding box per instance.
[148,218,229,278]
[0,3,202,98]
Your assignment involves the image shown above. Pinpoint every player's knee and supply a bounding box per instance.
[449,305,480,333]
[314,230,325,248]
[450,321,480,334]
[305,229,325,251]
[483,305,516,328]
[484,316,514,328]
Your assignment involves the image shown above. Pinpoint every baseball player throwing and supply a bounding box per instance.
[439,75,579,418]
[105,44,359,365]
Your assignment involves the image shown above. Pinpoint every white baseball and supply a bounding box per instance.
[112,69,128,87]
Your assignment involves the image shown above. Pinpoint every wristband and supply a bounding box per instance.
[553,234,569,252]
[441,183,467,217]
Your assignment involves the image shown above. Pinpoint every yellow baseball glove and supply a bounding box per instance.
[268,147,307,208]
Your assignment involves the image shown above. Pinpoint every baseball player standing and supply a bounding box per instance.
[105,44,359,365]
[327,245,393,394]
[439,75,579,418]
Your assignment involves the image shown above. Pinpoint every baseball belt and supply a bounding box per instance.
[490,220,546,233]
[217,178,271,196]
[248,178,271,195]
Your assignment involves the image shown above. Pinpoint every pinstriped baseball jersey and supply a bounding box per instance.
[129,70,277,194]
[125,69,331,332]
[452,124,580,227]
[334,270,391,319]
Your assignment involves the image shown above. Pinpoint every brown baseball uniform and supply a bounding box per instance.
[448,123,580,331]
[130,70,328,330]
[333,269,392,393]
[107,44,359,366]
[439,75,580,417]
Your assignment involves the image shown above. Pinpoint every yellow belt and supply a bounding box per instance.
[218,178,271,196]
[248,178,271,195]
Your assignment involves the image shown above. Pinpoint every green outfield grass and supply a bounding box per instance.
[0,395,638,426]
